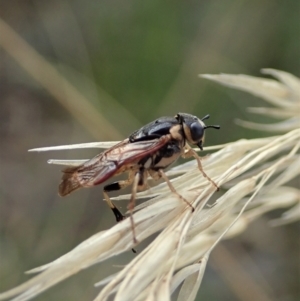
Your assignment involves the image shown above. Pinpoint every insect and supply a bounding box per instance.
[58,113,220,244]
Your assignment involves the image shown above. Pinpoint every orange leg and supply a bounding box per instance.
[127,171,143,244]
[103,171,135,222]
[183,146,219,191]
[149,169,195,211]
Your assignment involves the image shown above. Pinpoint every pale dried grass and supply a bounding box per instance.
[1,69,299,301]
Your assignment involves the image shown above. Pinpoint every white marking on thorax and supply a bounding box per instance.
[143,157,152,169]
[153,152,181,169]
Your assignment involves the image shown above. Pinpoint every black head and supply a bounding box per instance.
[175,113,220,150]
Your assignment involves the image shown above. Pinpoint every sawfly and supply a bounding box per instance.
[58,113,220,244]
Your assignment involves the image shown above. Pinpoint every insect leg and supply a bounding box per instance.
[103,173,135,222]
[127,169,145,244]
[155,169,195,212]
[183,146,219,190]
[128,174,139,244]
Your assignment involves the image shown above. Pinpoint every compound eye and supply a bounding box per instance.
[190,122,204,142]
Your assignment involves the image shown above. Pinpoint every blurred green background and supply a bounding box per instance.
[0,1,299,300]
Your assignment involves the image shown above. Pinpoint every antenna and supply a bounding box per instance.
[201,114,210,121]
[204,125,220,130]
